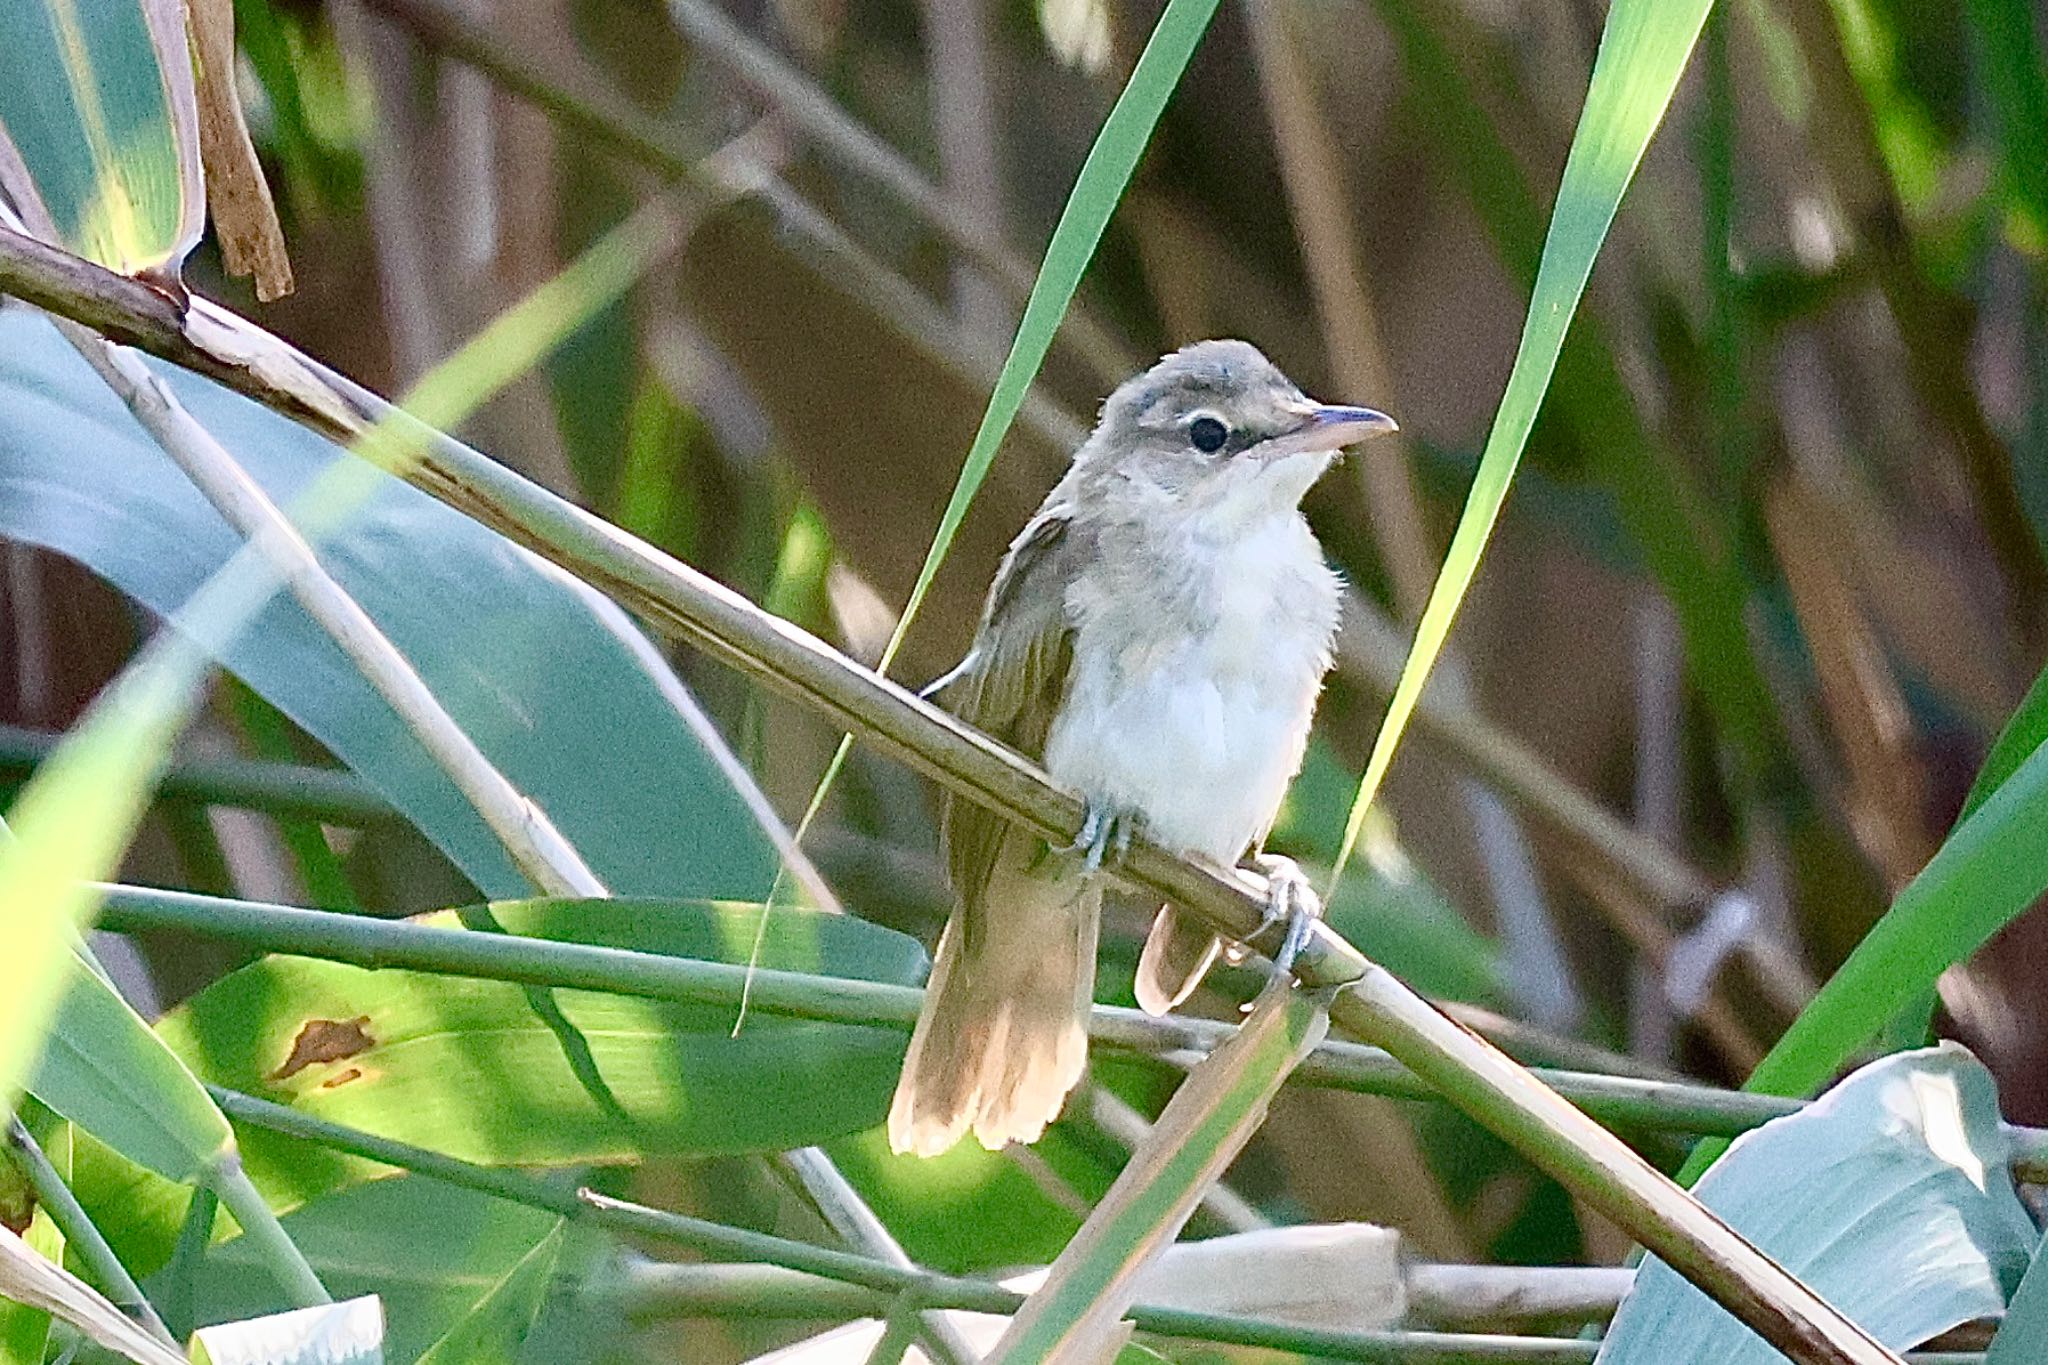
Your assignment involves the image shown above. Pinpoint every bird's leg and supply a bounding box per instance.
[1252,852,1323,976]
[1061,797,1140,875]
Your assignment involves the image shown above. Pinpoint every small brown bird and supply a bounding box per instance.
[888,340,1396,1157]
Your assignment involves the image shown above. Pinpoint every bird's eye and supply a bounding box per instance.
[1188,415,1229,453]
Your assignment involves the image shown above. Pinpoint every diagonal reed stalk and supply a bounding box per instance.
[0,227,1753,965]
[0,227,1901,1363]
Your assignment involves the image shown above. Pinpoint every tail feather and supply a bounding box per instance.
[1134,904,1221,1016]
[888,838,1100,1156]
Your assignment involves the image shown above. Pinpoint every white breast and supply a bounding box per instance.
[1043,511,1340,862]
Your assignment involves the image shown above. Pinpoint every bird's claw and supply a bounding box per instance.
[1253,853,1323,977]
[1062,799,1139,875]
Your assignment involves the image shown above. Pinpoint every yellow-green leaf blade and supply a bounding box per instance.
[879,0,1219,669]
[1329,0,1715,890]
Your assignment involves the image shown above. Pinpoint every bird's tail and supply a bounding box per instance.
[887,838,1101,1157]
[1133,904,1221,1016]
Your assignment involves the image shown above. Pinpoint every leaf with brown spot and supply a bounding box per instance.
[151,900,927,1219]
[270,1016,374,1081]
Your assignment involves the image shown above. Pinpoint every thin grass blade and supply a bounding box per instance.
[1681,733,2048,1181]
[1328,0,1715,891]
[753,0,1222,1000]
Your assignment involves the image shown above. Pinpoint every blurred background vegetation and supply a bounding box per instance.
[5,0,2048,1358]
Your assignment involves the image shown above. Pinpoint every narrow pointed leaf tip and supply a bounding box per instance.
[1327,0,1714,894]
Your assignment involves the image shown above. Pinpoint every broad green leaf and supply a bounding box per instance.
[1601,1047,2034,1363]
[1988,1233,2048,1364]
[826,1127,1092,1276]
[0,310,775,901]
[988,981,1328,1363]
[412,1223,563,1365]
[1330,0,1716,886]
[188,1296,383,1365]
[32,956,232,1183]
[1683,733,2048,1181]
[50,1127,194,1298]
[156,901,926,1210]
[0,0,202,275]
[166,1177,582,1365]
[34,956,326,1341]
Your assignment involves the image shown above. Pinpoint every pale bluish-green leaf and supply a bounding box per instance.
[0,309,773,900]
[1601,1046,2036,1363]
[0,0,202,274]
[1329,0,1714,888]
[1682,732,2048,1182]
[1,210,671,1296]
[1987,1234,2048,1364]
[188,1295,384,1365]
[33,956,232,1183]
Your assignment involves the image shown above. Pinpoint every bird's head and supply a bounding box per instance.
[1078,339,1396,521]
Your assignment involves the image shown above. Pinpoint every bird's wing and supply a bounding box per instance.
[932,502,1082,946]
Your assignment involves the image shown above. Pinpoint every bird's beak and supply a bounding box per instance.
[1254,403,1399,461]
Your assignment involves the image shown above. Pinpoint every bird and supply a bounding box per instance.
[887,339,1397,1157]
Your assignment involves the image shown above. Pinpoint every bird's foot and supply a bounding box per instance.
[1062,798,1140,875]
[1251,853,1323,977]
